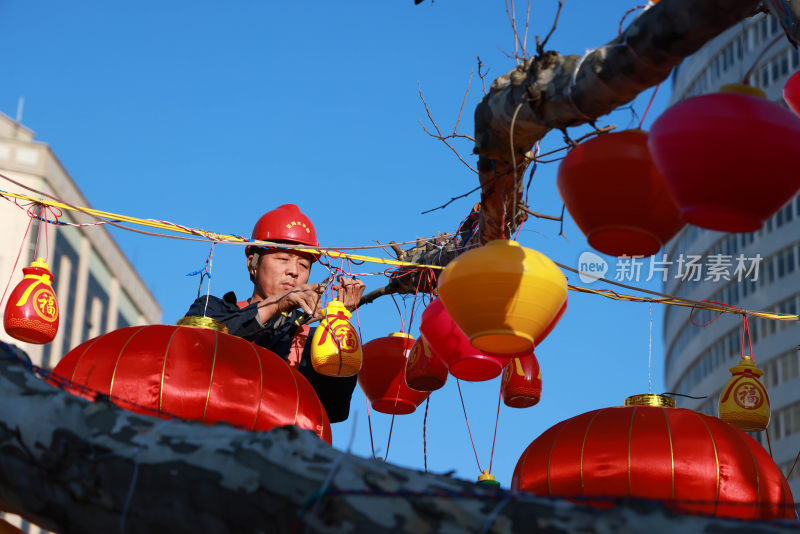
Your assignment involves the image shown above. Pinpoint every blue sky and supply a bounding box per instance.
[1,1,676,485]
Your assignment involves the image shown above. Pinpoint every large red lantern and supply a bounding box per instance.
[557,130,684,257]
[649,84,800,232]
[512,394,794,520]
[501,353,541,408]
[4,258,59,344]
[404,336,448,392]
[51,318,331,444]
[359,333,429,415]
[419,299,509,382]
[784,70,800,115]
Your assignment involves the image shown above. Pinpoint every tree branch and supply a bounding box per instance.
[474,0,762,242]
[0,354,794,533]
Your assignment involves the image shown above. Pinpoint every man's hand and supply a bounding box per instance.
[333,277,365,311]
[257,284,324,325]
[275,283,325,317]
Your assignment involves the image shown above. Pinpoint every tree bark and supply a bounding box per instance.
[0,354,796,533]
[473,0,762,242]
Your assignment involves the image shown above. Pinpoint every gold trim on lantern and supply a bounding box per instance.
[70,335,102,386]
[109,326,146,398]
[624,393,675,408]
[478,470,496,483]
[249,342,264,431]
[177,315,229,334]
[202,330,219,423]
[547,422,568,495]
[719,83,767,99]
[580,410,602,495]
[695,412,720,516]
[663,408,676,501]
[389,332,413,339]
[159,327,181,415]
[627,406,636,496]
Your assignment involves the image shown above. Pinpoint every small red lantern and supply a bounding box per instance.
[649,84,800,232]
[52,318,331,444]
[359,333,429,415]
[419,299,509,382]
[405,336,448,392]
[784,70,800,115]
[512,394,794,520]
[557,130,684,257]
[4,258,59,344]
[501,353,541,408]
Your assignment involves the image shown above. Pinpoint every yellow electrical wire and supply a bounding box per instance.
[1,186,796,322]
[0,190,447,270]
[568,285,798,321]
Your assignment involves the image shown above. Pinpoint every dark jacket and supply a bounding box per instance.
[186,292,357,423]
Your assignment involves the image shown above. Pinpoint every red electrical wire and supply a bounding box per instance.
[456,379,483,473]
[488,381,503,474]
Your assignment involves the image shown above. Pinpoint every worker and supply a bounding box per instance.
[185,204,364,423]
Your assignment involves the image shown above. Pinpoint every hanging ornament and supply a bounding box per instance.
[4,258,59,344]
[310,299,362,377]
[648,83,800,232]
[359,332,429,415]
[404,336,448,392]
[512,394,794,520]
[437,240,568,355]
[52,317,332,443]
[501,353,542,408]
[718,356,771,432]
[557,130,684,257]
[783,70,800,115]
[419,298,508,382]
[476,470,501,488]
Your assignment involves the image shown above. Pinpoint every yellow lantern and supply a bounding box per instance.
[718,356,770,432]
[437,240,567,354]
[310,299,362,377]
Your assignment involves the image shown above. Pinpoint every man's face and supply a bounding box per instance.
[249,248,312,297]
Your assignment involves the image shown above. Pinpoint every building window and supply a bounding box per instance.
[82,273,109,341]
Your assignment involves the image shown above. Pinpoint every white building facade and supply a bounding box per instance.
[0,111,161,533]
[664,13,800,498]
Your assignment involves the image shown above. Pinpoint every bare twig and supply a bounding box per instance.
[421,184,482,215]
[536,156,568,164]
[389,241,405,259]
[418,81,479,174]
[523,0,532,54]
[536,0,565,56]
[505,0,524,61]
[520,205,562,222]
[477,56,489,95]
[496,45,517,60]
[453,70,473,134]
[358,285,393,306]
[560,127,578,149]
[529,125,615,160]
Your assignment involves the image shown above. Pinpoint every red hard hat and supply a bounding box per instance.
[245,204,319,258]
